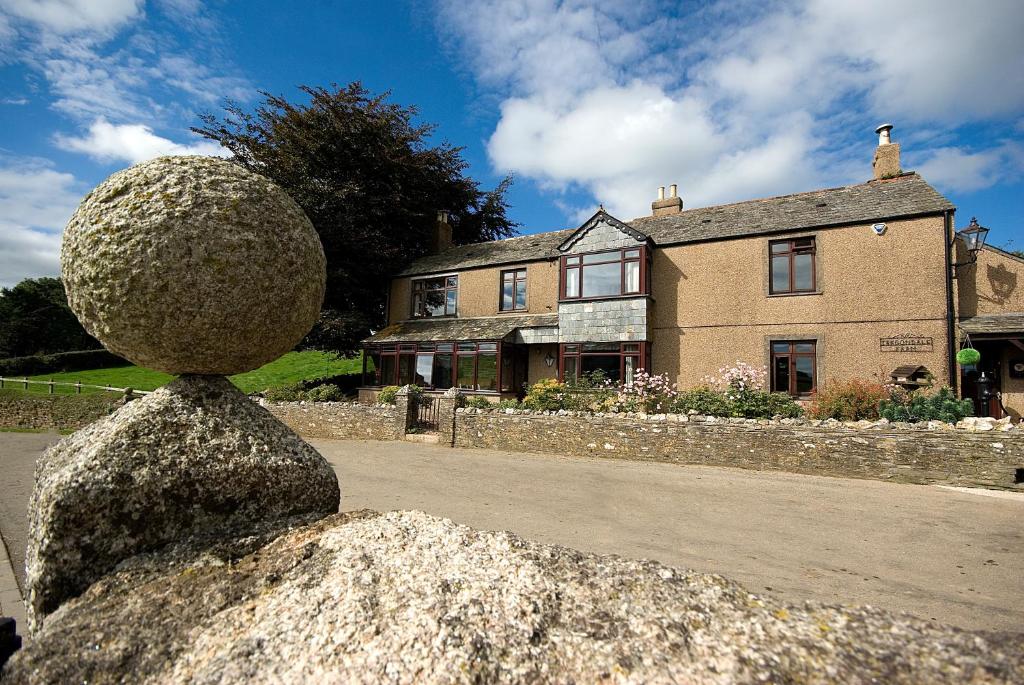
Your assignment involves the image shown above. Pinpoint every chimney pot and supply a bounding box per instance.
[657,186,665,200]
[872,124,901,180]
[875,123,894,146]
[669,183,678,198]
[430,209,454,253]
[651,185,683,217]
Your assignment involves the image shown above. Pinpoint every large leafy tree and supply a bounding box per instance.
[0,277,101,358]
[194,83,518,353]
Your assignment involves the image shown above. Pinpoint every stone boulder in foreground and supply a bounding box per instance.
[26,375,340,631]
[7,510,1022,684]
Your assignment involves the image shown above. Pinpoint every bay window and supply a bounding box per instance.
[364,341,502,392]
[561,247,646,300]
[559,342,646,385]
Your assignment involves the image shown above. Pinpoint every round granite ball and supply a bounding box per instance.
[61,156,326,375]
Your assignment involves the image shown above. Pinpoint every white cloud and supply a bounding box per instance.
[440,0,1024,219]
[0,158,84,287]
[55,118,225,164]
[913,142,1024,193]
[0,0,142,35]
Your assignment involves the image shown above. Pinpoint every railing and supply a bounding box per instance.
[0,376,150,396]
[415,396,440,432]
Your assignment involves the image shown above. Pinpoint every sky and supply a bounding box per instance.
[0,0,1022,288]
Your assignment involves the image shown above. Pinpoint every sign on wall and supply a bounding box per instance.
[880,334,934,353]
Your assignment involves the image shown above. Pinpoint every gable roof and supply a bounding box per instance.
[557,209,649,252]
[397,173,953,277]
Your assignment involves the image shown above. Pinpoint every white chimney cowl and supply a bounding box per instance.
[875,123,894,146]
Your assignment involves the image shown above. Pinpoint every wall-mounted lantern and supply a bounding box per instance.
[544,352,556,367]
[951,217,990,274]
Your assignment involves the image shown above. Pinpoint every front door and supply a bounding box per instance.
[960,341,1003,418]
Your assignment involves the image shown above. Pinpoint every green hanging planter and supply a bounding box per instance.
[957,347,981,366]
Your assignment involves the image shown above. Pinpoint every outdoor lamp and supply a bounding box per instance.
[952,216,990,272]
[544,352,556,367]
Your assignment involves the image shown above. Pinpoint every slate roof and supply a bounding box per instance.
[958,313,1024,336]
[398,173,953,276]
[365,314,559,344]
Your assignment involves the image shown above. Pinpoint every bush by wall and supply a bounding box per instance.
[0,349,126,377]
[879,386,974,424]
[807,379,889,421]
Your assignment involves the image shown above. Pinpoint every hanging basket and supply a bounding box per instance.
[957,347,981,366]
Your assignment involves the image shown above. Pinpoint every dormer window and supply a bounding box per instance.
[561,247,646,300]
[411,275,457,317]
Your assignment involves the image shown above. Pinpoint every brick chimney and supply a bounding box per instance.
[652,184,682,216]
[872,123,901,180]
[430,210,453,253]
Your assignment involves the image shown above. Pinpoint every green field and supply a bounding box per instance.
[0,351,363,395]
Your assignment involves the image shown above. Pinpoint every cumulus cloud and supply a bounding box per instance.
[54,117,225,164]
[439,0,1024,219]
[0,0,142,35]
[54,118,224,163]
[0,158,84,287]
[913,142,1024,194]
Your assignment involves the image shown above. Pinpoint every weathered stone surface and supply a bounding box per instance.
[6,510,1022,684]
[61,155,326,375]
[26,375,339,631]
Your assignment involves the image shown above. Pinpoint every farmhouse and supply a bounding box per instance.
[361,125,1024,418]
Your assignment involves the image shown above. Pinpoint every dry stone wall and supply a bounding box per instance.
[264,400,404,441]
[454,410,1024,489]
[0,391,121,430]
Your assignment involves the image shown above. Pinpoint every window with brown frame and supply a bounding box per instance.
[770,340,816,396]
[769,237,816,294]
[500,268,527,311]
[363,341,500,392]
[411,275,458,317]
[561,247,646,300]
[559,342,646,386]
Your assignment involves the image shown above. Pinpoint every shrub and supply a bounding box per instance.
[671,387,732,417]
[522,378,568,411]
[377,385,401,405]
[263,382,305,401]
[264,382,346,402]
[0,349,127,376]
[464,396,492,409]
[807,379,888,421]
[730,390,803,419]
[879,386,973,423]
[497,399,521,410]
[703,361,767,399]
[614,370,677,413]
[303,384,344,402]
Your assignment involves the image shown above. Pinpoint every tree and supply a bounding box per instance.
[194,83,518,353]
[0,277,101,358]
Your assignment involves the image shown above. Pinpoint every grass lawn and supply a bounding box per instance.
[2,351,363,395]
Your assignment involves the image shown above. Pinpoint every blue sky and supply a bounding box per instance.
[0,0,1022,287]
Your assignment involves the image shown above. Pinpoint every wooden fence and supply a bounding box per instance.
[0,377,150,396]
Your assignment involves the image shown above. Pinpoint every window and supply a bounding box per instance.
[500,269,527,311]
[561,247,645,300]
[559,342,646,385]
[411,275,458,317]
[364,341,502,392]
[769,237,816,294]
[770,341,816,396]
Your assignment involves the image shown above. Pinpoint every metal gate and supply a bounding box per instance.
[415,396,440,432]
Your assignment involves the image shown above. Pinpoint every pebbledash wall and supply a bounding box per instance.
[260,398,1024,490]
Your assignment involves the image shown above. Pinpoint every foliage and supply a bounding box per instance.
[703,361,767,399]
[194,83,518,353]
[730,390,804,418]
[464,396,493,409]
[879,386,974,423]
[522,378,568,411]
[377,386,401,405]
[613,370,677,413]
[956,348,981,366]
[265,383,346,402]
[806,379,889,421]
[671,387,733,416]
[0,349,125,377]
[497,399,522,410]
[0,277,101,358]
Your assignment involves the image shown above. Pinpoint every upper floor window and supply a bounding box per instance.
[561,247,645,300]
[770,340,816,396]
[500,269,527,311]
[769,237,816,294]
[411,275,457,317]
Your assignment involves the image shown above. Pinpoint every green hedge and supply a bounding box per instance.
[0,349,126,377]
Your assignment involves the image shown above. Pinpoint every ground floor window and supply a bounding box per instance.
[559,342,647,385]
[770,340,816,396]
[364,341,510,392]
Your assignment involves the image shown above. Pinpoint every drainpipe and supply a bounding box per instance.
[943,209,958,392]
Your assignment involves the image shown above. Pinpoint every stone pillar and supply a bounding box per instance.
[438,387,464,447]
[394,385,418,439]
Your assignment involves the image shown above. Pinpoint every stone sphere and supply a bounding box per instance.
[61,156,326,375]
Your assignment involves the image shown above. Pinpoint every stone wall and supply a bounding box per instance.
[264,400,403,441]
[0,390,122,430]
[453,410,1024,489]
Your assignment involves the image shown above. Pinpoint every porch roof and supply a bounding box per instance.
[363,314,558,344]
[959,313,1024,336]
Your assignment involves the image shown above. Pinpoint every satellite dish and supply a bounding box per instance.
[872,223,887,236]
